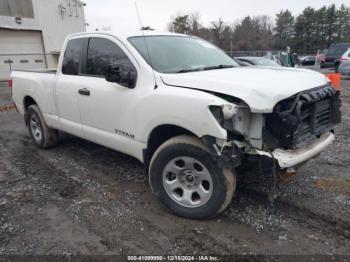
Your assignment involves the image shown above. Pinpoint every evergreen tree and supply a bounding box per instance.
[295,7,318,54]
[336,4,350,42]
[274,10,295,49]
[314,6,328,50]
[167,3,350,54]
[321,4,337,47]
[168,15,191,34]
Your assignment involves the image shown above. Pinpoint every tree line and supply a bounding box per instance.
[167,4,350,55]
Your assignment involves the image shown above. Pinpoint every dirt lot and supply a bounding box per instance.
[0,78,350,258]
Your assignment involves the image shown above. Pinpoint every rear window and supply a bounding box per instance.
[62,38,87,75]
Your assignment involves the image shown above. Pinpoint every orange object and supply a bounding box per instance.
[325,73,341,91]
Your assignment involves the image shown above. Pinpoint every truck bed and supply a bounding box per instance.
[11,69,57,115]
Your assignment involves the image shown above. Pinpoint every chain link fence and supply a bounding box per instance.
[226,50,325,69]
[226,50,284,58]
[225,50,298,67]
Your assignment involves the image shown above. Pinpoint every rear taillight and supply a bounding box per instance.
[7,79,13,88]
[340,57,348,62]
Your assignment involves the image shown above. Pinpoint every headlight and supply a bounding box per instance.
[209,105,224,125]
[222,104,238,120]
[210,104,250,135]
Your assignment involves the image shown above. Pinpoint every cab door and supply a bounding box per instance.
[55,37,88,137]
[77,36,140,155]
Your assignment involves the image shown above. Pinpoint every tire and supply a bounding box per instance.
[149,135,236,219]
[26,104,58,149]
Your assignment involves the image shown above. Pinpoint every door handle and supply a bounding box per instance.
[78,88,90,96]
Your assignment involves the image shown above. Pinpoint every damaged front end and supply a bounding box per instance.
[263,84,341,151]
[205,84,341,206]
[207,84,341,168]
[204,99,280,206]
[259,84,341,169]
[205,98,252,169]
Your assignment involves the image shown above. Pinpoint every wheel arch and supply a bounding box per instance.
[23,96,39,126]
[23,95,38,112]
[143,124,197,172]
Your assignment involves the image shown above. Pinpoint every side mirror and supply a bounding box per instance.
[103,64,137,89]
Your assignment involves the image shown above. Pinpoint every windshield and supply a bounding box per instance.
[128,35,239,73]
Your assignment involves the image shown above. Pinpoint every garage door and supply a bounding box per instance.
[0,29,46,81]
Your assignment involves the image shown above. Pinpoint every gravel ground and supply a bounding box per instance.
[0,81,13,107]
[0,79,349,258]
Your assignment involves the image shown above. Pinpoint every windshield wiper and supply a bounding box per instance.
[202,64,235,70]
[175,64,235,73]
[175,68,203,73]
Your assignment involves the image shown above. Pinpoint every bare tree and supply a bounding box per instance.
[189,12,201,36]
[232,15,274,51]
[168,13,274,51]
[210,18,225,46]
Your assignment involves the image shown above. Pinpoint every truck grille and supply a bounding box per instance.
[264,84,341,150]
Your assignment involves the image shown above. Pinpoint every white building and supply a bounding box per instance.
[0,0,86,80]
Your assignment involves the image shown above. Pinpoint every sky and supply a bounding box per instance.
[83,0,348,32]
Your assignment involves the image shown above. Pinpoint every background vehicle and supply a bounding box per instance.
[10,31,341,219]
[322,43,350,72]
[299,56,316,66]
[339,60,350,76]
[235,57,281,67]
[340,48,350,65]
[234,59,251,66]
[316,53,326,64]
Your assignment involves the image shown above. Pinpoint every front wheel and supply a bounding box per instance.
[149,135,236,219]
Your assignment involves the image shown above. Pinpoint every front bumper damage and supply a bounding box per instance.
[255,132,335,168]
[204,131,336,211]
[205,84,340,209]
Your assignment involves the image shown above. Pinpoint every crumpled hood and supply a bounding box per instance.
[161,66,330,113]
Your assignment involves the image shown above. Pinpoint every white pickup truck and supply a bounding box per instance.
[11,31,341,219]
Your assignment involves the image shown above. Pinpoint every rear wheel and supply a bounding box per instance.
[26,105,58,149]
[149,135,236,219]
